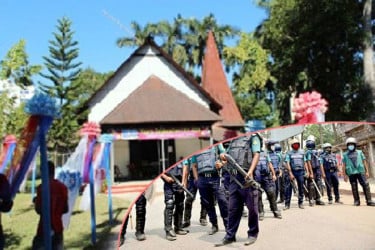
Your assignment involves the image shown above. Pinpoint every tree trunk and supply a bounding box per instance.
[363,0,375,119]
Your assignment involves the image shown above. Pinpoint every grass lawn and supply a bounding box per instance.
[2,191,130,250]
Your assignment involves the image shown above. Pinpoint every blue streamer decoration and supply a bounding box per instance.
[0,143,16,174]
[26,93,59,250]
[99,134,114,223]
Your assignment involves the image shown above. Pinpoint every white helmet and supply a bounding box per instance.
[307,135,315,142]
[345,137,357,145]
[322,143,332,149]
[290,138,300,145]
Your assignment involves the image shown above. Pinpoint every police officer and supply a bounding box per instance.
[305,136,325,206]
[161,160,189,241]
[285,138,308,209]
[119,193,147,246]
[255,147,282,220]
[182,157,208,228]
[320,143,342,204]
[267,141,284,204]
[342,137,375,206]
[215,134,261,247]
[191,144,228,235]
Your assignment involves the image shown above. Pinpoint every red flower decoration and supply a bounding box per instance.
[3,135,17,144]
[79,122,101,137]
[292,91,328,124]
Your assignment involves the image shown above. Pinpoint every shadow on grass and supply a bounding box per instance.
[13,205,35,215]
[64,207,126,249]
[4,231,23,249]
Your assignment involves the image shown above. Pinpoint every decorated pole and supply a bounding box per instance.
[292,91,328,124]
[99,134,114,224]
[80,122,101,245]
[0,135,17,174]
[7,93,59,250]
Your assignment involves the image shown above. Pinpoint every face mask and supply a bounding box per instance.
[348,145,355,151]
[270,145,275,151]
[325,149,331,153]
[292,144,300,150]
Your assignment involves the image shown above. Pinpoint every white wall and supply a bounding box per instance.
[88,46,212,122]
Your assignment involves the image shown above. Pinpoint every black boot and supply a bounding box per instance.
[258,191,264,221]
[183,199,193,228]
[351,182,360,206]
[174,200,189,235]
[164,203,176,240]
[364,183,375,206]
[267,189,282,219]
[200,205,208,226]
[209,224,219,235]
[135,196,147,241]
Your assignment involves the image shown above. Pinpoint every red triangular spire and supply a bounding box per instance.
[202,31,244,127]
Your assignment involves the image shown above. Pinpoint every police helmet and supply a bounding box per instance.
[266,139,276,146]
[307,135,315,142]
[322,143,332,149]
[290,138,300,145]
[274,143,282,152]
[345,137,357,145]
[306,140,315,149]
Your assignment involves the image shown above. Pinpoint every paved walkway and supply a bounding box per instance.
[106,178,375,249]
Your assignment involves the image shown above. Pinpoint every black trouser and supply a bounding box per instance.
[121,194,147,237]
[164,176,185,231]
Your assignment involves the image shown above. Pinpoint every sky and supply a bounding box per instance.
[0,0,267,75]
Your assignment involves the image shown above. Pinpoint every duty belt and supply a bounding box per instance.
[229,168,249,176]
[199,171,219,178]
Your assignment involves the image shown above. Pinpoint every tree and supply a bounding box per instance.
[116,14,239,77]
[0,92,28,137]
[0,39,42,87]
[303,124,335,147]
[256,0,374,124]
[363,0,375,119]
[40,17,82,151]
[223,32,278,127]
[72,67,113,120]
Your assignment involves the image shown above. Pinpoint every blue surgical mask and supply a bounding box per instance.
[348,145,355,151]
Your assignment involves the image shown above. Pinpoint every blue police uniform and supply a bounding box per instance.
[268,149,283,202]
[191,144,228,234]
[255,151,281,219]
[320,151,341,203]
[183,157,207,227]
[285,149,306,207]
[217,134,261,246]
[305,149,325,205]
[163,160,188,239]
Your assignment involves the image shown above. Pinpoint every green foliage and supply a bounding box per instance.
[256,0,375,124]
[223,32,278,126]
[0,39,42,87]
[117,13,239,76]
[303,124,336,147]
[0,92,28,137]
[72,67,113,121]
[39,17,82,151]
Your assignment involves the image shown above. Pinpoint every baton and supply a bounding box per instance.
[169,174,194,199]
[290,179,298,197]
[222,166,245,189]
[223,154,264,192]
[311,179,323,198]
